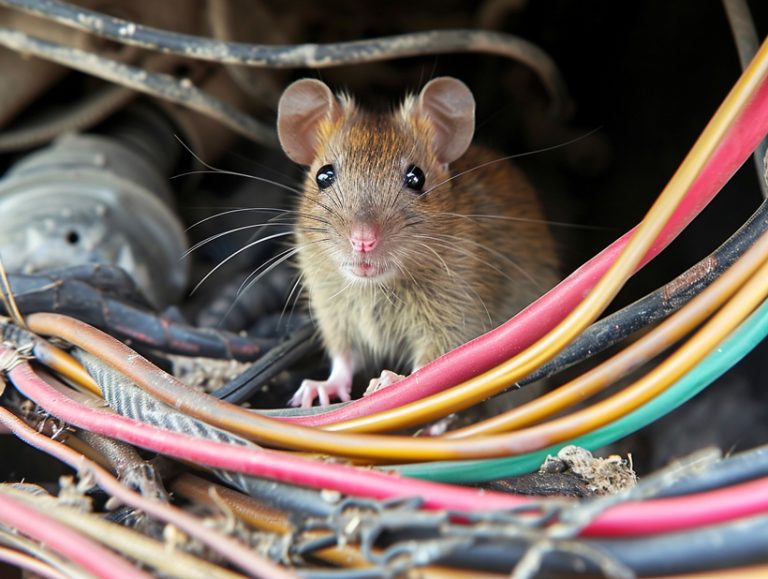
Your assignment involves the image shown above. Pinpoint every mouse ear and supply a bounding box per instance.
[416,77,475,164]
[277,79,340,165]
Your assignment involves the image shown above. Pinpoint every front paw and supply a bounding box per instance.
[289,379,352,408]
[364,369,405,396]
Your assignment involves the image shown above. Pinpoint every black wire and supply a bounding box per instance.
[517,198,768,387]
[654,444,768,498]
[0,0,570,118]
[211,322,320,404]
[434,515,768,576]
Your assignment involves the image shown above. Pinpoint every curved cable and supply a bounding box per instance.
[286,41,768,428]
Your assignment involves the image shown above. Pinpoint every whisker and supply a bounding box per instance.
[190,230,293,294]
[186,207,290,230]
[419,128,602,198]
[237,247,298,296]
[182,223,289,259]
[173,136,304,196]
[222,248,302,324]
[437,212,609,231]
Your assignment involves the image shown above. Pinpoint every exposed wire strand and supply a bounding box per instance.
[0,486,248,579]
[0,407,295,579]
[7,347,768,537]
[0,491,153,579]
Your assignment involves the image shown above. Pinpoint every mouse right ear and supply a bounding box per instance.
[415,77,475,164]
[277,79,340,165]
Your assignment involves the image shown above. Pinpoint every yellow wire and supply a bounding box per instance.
[326,37,768,433]
[32,340,102,396]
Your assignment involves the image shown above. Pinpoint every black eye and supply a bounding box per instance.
[404,165,425,191]
[316,164,336,189]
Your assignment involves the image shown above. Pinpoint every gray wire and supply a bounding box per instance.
[0,0,571,118]
[0,83,136,152]
[0,27,279,147]
[75,350,333,517]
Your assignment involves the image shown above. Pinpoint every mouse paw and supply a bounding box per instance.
[364,369,405,396]
[289,379,352,408]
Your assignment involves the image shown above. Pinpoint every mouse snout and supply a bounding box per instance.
[349,222,379,254]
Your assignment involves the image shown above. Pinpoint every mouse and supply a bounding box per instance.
[276,76,560,408]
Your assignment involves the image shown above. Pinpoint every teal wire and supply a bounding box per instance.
[394,298,768,483]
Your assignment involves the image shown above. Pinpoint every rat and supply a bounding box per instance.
[276,76,560,408]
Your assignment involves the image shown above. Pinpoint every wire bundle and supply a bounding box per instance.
[0,1,767,577]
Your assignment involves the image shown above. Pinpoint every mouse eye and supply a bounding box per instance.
[404,165,425,192]
[315,164,336,189]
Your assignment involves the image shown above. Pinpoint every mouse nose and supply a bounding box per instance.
[350,223,379,253]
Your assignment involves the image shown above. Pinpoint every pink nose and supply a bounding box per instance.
[350,224,379,253]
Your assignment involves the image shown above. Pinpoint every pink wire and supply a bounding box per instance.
[0,492,151,579]
[8,352,768,537]
[583,476,768,537]
[0,546,67,579]
[285,71,768,426]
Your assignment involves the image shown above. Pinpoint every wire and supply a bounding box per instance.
[0,28,279,146]
[0,545,68,579]
[0,83,136,153]
[657,444,768,498]
[0,531,90,579]
[285,40,768,428]
[21,218,768,462]
[447,226,768,438]
[514,198,768,388]
[397,295,768,482]
[436,515,768,576]
[0,0,570,117]
[0,486,247,579]
[213,322,320,404]
[171,474,375,570]
[0,491,153,579]
[0,318,102,395]
[8,347,768,538]
[0,407,292,579]
[722,0,768,198]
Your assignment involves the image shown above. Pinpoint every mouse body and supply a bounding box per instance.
[277,77,559,407]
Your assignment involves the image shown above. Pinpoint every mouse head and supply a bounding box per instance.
[277,77,475,282]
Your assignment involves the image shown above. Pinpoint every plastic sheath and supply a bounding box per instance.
[8,349,768,536]
[285,44,768,427]
[0,493,152,579]
[0,409,294,579]
[0,546,67,579]
[396,297,768,482]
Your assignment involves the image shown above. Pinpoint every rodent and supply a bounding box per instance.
[276,76,560,407]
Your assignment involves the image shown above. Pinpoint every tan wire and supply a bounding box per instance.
[0,485,246,579]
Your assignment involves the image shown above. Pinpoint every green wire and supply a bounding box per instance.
[394,298,768,483]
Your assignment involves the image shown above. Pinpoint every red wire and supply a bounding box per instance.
[285,71,768,426]
[583,476,768,537]
[7,351,768,537]
[0,492,152,579]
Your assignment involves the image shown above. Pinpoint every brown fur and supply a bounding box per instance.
[294,96,560,371]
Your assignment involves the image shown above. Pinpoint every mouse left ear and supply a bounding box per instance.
[414,77,475,164]
[277,79,340,165]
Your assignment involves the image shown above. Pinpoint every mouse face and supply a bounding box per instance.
[278,78,475,284]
